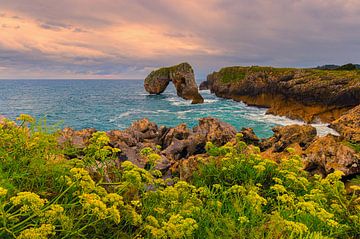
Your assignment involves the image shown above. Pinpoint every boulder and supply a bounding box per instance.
[239,127,260,145]
[304,135,360,177]
[260,124,317,152]
[144,62,204,104]
[58,127,97,149]
[162,117,237,160]
[193,117,237,146]
[330,105,360,143]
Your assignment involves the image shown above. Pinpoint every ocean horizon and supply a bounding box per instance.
[0,79,337,138]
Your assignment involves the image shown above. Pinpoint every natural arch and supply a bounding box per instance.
[144,62,204,104]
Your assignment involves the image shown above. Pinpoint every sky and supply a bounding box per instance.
[0,0,359,79]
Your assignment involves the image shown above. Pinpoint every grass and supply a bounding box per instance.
[0,115,359,238]
[214,65,360,84]
[344,141,360,153]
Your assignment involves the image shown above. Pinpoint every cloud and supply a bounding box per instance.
[0,0,359,79]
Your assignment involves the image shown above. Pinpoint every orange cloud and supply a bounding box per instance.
[0,10,220,63]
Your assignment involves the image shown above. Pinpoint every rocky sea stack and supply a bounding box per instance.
[144,62,204,104]
[202,66,360,123]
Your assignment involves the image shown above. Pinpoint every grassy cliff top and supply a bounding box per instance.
[214,66,360,84]
[147,62,194,80]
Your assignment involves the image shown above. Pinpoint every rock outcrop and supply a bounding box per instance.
[256,124,359,178]
[58,118,359,179]
[144,62,204,104]
[330,105,360,143]
[59,117,236,173]
[260,124,317,153]
[304,135,360,177]
[202,66,360,123]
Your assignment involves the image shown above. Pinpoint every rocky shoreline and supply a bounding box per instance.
[59,110,359,180]
[200,65,360,123]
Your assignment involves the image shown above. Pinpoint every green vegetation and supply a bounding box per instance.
[344,141,360,153]
[1,115,359,238]
[215,65,360,84]
[148,63,193,80]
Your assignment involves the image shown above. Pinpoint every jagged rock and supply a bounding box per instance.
[58,127,97,149]
[193,117,237,146]
[304,135,360,177]
[239,127,260,145]
[199,80,209,90]
[144,62,204,104]
[161,123,191,148]
[176,154,208,181]
[260,124,317,152]
[162,117,237,160]
[330,105,360,143]
[205,66,360,123]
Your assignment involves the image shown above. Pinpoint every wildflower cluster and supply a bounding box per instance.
[0,115,359,238]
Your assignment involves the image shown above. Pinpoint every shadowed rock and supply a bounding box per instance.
[199,80,209,90]
[144,62,204,104]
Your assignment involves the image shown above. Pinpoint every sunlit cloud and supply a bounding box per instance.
[0,0,359,79]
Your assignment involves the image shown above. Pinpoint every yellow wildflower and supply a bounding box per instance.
[16,114,35,123]
[271,184,287,194]
[238,216,249,224]
[10,192,46,213]
[17,224,55,239]
[162,214,198,239]
[43,204,64,222]
[349,185,360,192]
[326,219,339,228]
[107,205,121,224]
[103,193,124,207]
[0,187,8,197]
[79,193,108,220]
[284,220,308,234]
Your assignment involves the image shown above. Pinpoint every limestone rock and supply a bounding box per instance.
[260,124,317,152]
[162,117,237,160]
[330,105,360,143]
[239,127,260,145]
[304,135,360,177]
[58,127,97,149]
[144,62,204,104]
[205,66,360,123]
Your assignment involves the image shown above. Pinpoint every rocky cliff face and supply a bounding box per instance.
[144,62,204,104]
[330,105,360,143]
[203,66,360,123]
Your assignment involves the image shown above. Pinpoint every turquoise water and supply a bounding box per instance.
[0,80,335,138]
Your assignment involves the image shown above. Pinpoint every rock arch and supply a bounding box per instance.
[144,62,204,104]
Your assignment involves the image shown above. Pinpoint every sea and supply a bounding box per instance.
[0,79,338,138]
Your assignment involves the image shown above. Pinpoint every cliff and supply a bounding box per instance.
[203,66,360,123]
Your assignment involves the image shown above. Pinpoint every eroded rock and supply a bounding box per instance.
[144,62,204,104]
[260,124,317,152]
[330,105,360,143]
[205,66,360,123]
[304,135,360,177]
